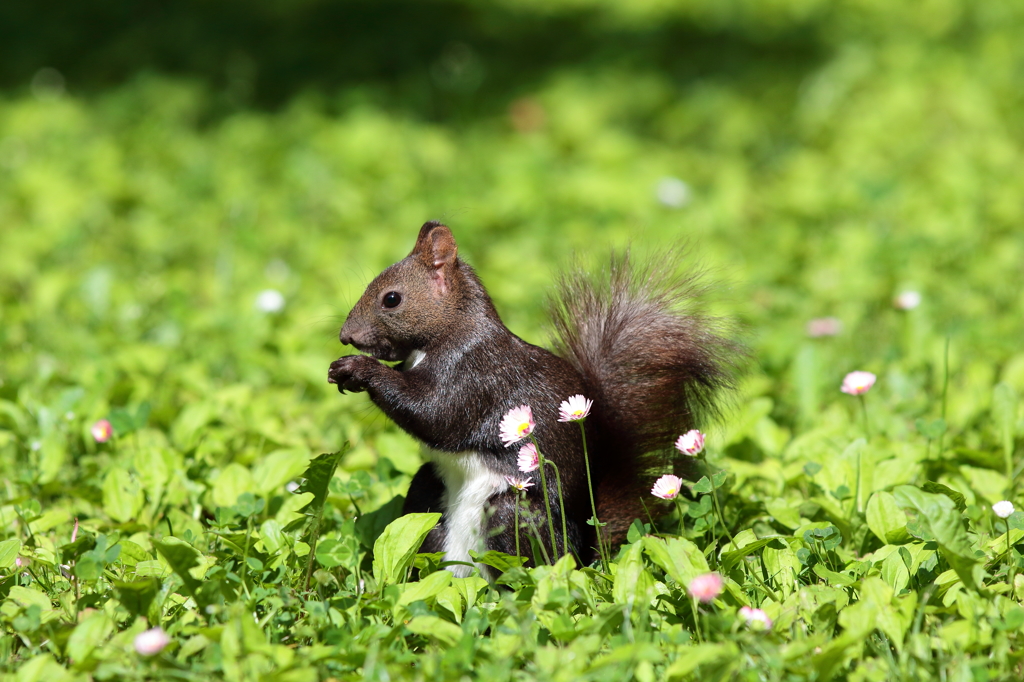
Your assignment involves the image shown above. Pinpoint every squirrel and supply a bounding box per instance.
[328,221,738,576]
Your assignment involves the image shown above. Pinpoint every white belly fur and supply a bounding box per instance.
[428,450,505,578]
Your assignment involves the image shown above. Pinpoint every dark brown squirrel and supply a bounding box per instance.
[328,221,739,576]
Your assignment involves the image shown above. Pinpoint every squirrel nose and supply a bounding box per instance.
[339,321,364,348]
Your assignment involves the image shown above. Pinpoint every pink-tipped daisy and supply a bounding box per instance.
[91,419,113,443]
[806,317,843,338]
[517,442,540,472]
[688,572,724,603]
[558,395,593,422]
[500,405,535,446]
[134,627,171,656]
[505,476,534,492]
[739,606,772,630]
[651,474,684,500]
[841,371,876,396]
[675,430,705,456]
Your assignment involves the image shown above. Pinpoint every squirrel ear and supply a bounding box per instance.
[412,221,458,293]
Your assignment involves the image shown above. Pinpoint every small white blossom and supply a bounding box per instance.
[505,476,534,492]
[655,177,691,208]
[893,291,922,310]
[255,289,285,313]
[993,500,1015,519]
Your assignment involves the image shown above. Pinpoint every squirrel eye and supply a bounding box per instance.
[382,291,402,309]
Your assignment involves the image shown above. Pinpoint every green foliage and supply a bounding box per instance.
[2,0,1024,678]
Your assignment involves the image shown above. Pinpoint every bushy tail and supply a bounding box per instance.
[548,249,741,543]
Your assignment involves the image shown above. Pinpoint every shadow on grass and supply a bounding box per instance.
[0,0,824,118]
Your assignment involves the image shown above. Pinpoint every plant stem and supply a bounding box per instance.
[545,459,569,557]
[578,421,608,572]
[1008,525,1016,593]
[514,494,522,560]
[689,597,703,644]
[855,444,863,516]
[531,437,559,561]
[710,486,737,547]
[937,336,950,457]
[858,394,871,440]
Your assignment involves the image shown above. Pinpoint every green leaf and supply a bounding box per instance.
[813,563,857,586]
[315,538,357,569]
[0,538,21,569]
[260,519,286,555]
[114,579,159,619]
[803,462,822,477]
[404,615,463,647]
[107,407,136,437]
[66,611,113,666]
[211,463,255,509]
[893,485,981,590]
[372,513,441,585]
[719,538,776,572]
[170,401,217,451]
[994,383,1018,458]
[613,541,654,606]
[1008,511,1024,531]
[297,451,346,516]
[686,495,712,518]
[915,418,947,440]
[396,569,452,607]
[665,643,738,679]
[866,492,911,544]
[134,401,152,430]
[468,550,527,573]
[691,476,713,494]
[804,525,842,551]
[355,495,405,549]
[252,448,311,497]
[102,467,144,523]
[920,482,967,513]
[626,518,650,544]
[881,551,910,593]
[643,536,709,585]
[765,498,802,529]
[153,537,202,596]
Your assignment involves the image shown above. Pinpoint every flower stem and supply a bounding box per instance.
[938,336,950,458]
[578,421,608,572]
[710,485,736,547]
[546,459,569,557]
[689,597,703,644]
[858,394,871,440]
[1008,525,1016,593]
[531,437,559,561]
[514,494,522,560]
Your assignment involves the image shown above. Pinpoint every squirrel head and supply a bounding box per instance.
[339,221,464,362]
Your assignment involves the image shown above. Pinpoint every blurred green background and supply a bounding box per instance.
[1,0,1023,481]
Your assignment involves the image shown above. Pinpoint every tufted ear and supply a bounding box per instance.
[411,221,458,294]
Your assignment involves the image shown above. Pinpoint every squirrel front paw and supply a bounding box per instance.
[328,355,376,393]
